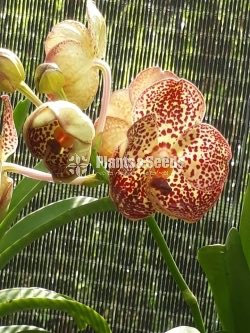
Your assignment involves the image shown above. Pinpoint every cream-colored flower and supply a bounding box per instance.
[44,0,106,109]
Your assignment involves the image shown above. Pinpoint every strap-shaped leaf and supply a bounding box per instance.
[0,287,111,333]
[198,228,250,333]
[239,174,250,270]
[13,98,30,135]
[0,196,116,269]
[0,325,50,332]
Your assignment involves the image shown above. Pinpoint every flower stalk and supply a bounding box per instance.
[145,216,206,333]
[17,81,42,107]
[2,162,104,187]
[93,59,112,134]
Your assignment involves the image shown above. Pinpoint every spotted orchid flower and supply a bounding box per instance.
[103,67,231,222]
[0,95,18,219]
[44,0,107,110]
[23,100,95,181]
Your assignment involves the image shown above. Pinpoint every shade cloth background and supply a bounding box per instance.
[0,0,249,332]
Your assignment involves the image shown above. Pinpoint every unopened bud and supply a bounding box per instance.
[0,48,25,93]
[35,62,65,94]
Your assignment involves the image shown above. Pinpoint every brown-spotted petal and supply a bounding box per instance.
[147,167,224,223]
[45,20,93,56]
[175,123,231,191]
[109,114,159,220]
[1,95,18,160]
[46,40,99,109]
[86,0,107,58]
[133,79,205,155]
[129,67,179,105]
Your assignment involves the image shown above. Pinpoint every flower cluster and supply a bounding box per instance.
[0,1,231,224]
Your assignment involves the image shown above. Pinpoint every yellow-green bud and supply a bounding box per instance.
[35,62,65,94]
[0,48,25,93]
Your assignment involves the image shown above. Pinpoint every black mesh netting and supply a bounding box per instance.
[0,0,249,332]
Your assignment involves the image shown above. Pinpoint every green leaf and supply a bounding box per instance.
[239,174,250,270]
[0,161,47,238]
[198,228,250,333]
[0,287,111,333]
[0,196,116,269]
[0,325,50,333]
[13,99,30,135]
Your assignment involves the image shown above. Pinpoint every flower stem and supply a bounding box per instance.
[93,59,111,134]
[57,87,68,101]
[90,148,109,184]
[2,162,104,187]
[145,216,206,333]
[17,81,43,107]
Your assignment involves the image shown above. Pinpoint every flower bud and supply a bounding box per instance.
[23,101,95,181]
[0,48,25,93]
[35,63,65,94]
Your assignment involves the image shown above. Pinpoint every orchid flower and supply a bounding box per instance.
[0,95,18,219]
[44,0,110,118]
[101,67,232,222]
[23,100,95,181]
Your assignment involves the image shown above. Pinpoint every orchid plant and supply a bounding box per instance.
[0,1,249,333]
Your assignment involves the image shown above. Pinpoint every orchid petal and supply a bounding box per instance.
[46,40,99,109]
[129,66,179,105]
[0,174,13,220]
[1,95,18,160]
[176,123,231,191]
[133,79,205,154]
[147,166,224,223]
[86,0,107,58]
[107,89,132,125]
[96,89,132,157]
[45,20,93,55]
[109,114,159,219]
[96,116,130,157]
[110,159,155,220]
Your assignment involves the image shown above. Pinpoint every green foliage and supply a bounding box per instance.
[0,196,115,270]
[0,288,111,332]
[239,175,250,269]
[198,228,250,333]
[13,98,30,134]
[198,229,250,332]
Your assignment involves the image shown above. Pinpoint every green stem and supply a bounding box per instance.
[18,81,42,107]
[90,148,109,184]
[56,87,68,101]
[145,216,206,333]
